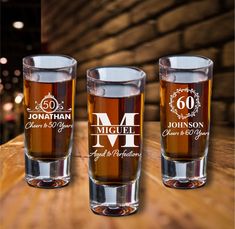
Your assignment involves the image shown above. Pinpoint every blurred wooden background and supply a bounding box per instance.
[41,0,234,124]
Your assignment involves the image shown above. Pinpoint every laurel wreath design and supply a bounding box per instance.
[169,88,201,120]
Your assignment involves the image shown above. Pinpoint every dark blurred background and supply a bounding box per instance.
[1,0,234,144]
[0,0,40,143]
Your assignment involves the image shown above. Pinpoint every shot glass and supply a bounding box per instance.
[87,67,146,216]
[159,55,213,189]
[23,55,77,188]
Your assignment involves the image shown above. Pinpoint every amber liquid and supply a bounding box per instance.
[160,73,211,160]
[24,75,75,160]
[88,85,144,185]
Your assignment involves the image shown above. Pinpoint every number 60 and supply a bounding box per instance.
[177,96,194,109]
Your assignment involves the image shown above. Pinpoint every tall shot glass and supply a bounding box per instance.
[23,55,77,188]
[87,67,146,216]
[159,55,213,189]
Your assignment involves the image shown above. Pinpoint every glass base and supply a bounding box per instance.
[25,153,71,188]
[89,177,139,216]
[161,154,207,189]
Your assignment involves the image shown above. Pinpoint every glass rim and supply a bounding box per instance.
[159,55,213,70]
[87,66,146,83]
[23,54,77,70]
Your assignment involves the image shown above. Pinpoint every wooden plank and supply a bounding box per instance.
[0,135,24,198]
[0,122,234,229]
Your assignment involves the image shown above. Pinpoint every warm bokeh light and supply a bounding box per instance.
[5,83,11,90]
[0,83,3,93]
[12,21,24,29]
[0,57,7,64]
[12,77,19,84]
[3,102,13,111]
[1,0,41,145]
[15,93,23,104]
[14,69,21,76]
[2,70,9,76]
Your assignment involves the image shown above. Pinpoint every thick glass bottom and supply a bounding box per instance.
[161,154,207,189]
[25,153,71,188]
[89,177,139,216]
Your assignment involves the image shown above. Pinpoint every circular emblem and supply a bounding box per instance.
[40,94,59,114]
[169,88,201,120]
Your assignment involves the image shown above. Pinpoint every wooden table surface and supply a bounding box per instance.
[0,122,234,229]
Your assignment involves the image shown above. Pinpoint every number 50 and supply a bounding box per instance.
[177,96,195,109]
